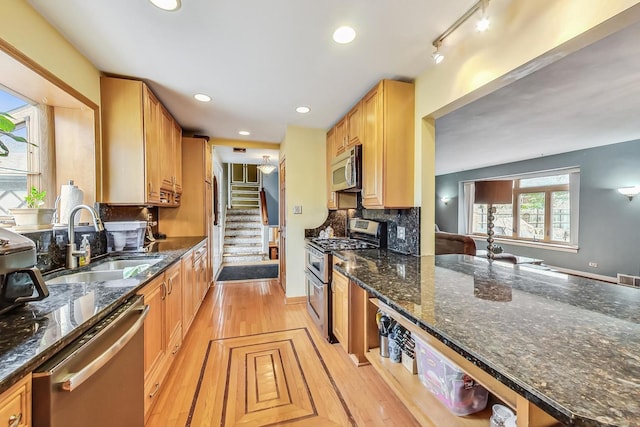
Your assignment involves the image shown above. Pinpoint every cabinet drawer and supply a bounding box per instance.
[0,375,30,427]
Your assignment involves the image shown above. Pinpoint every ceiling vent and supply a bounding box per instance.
[233,148,247,153]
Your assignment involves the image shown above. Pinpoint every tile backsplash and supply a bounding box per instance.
[305,195,420,255]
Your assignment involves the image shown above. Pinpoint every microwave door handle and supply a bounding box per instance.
[345,157,353,185]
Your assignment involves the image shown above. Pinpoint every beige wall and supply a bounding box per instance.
[280,126,328,298]
[0,2,101,105]
[416,0,640,256]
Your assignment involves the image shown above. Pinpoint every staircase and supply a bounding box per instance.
[223,207,267,264]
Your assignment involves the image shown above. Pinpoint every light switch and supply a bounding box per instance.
[293,205,302,214]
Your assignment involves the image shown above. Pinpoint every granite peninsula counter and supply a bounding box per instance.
[0,236,206,395]
[333,250,640,427]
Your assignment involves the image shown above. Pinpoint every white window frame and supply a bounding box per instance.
[462,167,580,251]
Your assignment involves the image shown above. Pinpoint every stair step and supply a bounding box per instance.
[223,253,267,263]
[225,229,262,237]
[224,245,262,254]
[227,208,260,214]
[224,236,262,244]
[226,216,262,222]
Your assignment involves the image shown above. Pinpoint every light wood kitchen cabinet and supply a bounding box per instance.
[165,261,183,359]
[346,101,363,148]
[332,269,349,352]
[181,241,208,338]
[138,261,184,421]
[361,80,415,209]
[334,118,347,156]
[139,274,166,420]
[0,374,30,427]
[332,268,368,366]
[159,137,213,282]
[159,107,183,203]
[100,76,182,206]
[326,128,338,210]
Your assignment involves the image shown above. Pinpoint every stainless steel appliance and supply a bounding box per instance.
[33,295,149,427]
[0,228,49,315]
[330,144,362,192]
[304,218,387,342]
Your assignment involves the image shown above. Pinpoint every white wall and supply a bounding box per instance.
[211,147,226,276]
[280,126,328,298]
[415,0,640,256]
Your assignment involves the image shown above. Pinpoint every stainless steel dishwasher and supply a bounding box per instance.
[32,295,149,427]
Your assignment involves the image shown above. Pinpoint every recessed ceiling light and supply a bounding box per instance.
[238,130,251,136]
[333,26,356,44]
[296,106,311,114]
[149,0,181,11]
[476,17,490,32]
[194,93,211,102]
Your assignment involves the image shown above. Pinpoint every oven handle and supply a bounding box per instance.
[61,303,149,392]
[304,269,325,290]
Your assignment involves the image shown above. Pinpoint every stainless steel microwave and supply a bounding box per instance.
[330,145,362,192]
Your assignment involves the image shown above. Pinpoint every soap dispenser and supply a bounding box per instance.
[79,234,91,266]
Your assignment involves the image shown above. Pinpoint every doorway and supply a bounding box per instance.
[278,157,286,293]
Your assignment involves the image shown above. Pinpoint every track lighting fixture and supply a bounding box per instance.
[432,40,444,64]
[431,0,491,64]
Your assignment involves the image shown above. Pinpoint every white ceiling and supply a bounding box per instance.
[25,1,640,173]
[435,19,640,175]
[213,146,279,166]
[27,0,482,145]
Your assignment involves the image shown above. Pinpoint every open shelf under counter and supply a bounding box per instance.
[365,348,492,427]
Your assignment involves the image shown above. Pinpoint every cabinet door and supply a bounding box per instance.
[0,374,30,427]
[347,101,362,147]
[181,251,195,339]
[332,271,349,353]
[335,118,347,156]
[173,120,183,194]
[166,262,182,351]
[326,128,337,210]
[159,107,174,190]
[139,274,167,378]
[143,87,161,204]
[361,84,384,208]
[246,164,259,184]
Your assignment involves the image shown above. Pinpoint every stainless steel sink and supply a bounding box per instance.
[46,270,126,284]
[90,258,163,271]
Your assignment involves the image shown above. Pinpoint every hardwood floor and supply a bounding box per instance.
[146,280,420,427]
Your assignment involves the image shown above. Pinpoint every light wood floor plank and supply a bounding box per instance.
[146,280,419,427]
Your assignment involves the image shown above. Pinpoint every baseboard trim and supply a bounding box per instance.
[284,296,306,305]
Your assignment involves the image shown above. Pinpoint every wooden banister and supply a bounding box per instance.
[259,188,268,225]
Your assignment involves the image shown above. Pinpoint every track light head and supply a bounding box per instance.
[432,40,444,64]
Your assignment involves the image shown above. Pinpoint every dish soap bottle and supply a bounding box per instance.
[79,234,91,266]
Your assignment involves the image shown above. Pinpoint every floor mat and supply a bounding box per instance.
[186,328,355,427]
[216,264,278,281]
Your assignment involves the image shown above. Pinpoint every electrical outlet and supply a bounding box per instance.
[293,205,302,214]
[588,261,598,268]
[397,226,406,240]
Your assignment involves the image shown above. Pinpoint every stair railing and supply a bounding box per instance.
[259,188,269,225]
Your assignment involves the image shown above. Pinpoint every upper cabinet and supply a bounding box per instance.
[326,80,414,209]
[101,76,182,206]
[361,80,414,209]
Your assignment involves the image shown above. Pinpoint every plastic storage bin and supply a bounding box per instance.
[414,333,489,416]
[104,221,147,252]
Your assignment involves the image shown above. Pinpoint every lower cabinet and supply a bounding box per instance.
[331,269,369,366]
[182,241,208,339]
[0,374,30,427]
[139,256,195,421]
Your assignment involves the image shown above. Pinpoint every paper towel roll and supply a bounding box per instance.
[58,181,84,225]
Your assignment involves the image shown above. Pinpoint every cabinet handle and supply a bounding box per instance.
[161,281,167,300]
[149,382,160,399]
[172,343,180,355]
[168,277,173,295]
[8,414,22,427]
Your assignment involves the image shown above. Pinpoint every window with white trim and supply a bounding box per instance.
[0,88,41,218]
[468,169,580,247]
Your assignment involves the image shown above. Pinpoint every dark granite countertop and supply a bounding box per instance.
[333,250,640,427]
[0,236,205,394]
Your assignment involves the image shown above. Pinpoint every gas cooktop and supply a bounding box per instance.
[309,238,377,252]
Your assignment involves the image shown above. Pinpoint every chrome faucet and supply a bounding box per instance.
[66,204,104,269]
